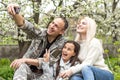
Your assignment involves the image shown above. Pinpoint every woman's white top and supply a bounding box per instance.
[70,38,111,74]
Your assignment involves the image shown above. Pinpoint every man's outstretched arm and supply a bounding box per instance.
[7,4,24,27]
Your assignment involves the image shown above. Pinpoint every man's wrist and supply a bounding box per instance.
[17,19,25,28]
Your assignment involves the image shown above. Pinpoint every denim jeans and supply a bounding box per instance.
[69,66,114,80]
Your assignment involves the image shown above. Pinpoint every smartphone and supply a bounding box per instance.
[14,7,20,14]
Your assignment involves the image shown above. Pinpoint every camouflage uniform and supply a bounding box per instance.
[13,62,54,80]
[13,20,66,80]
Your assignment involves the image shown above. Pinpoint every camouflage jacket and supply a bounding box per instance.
[20,20,66,68]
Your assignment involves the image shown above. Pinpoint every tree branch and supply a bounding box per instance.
[112,0,120,12]
[103,0,107,19]
[0,2,7,7]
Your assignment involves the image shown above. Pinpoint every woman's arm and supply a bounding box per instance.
[71,46,101,73]
[60,41,103,77]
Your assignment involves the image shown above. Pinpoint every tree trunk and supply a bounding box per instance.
[18,0,41,58]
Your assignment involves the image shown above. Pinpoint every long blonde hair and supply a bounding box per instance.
[75,16,97,43]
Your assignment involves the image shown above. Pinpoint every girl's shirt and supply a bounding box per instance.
[56,58,71,80]
[59,58,71,73]
[42,58,79,80]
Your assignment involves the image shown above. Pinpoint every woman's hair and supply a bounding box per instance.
[55,40,80,78]
[75,16,97,42]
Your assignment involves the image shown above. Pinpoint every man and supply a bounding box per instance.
[7,4,68,80]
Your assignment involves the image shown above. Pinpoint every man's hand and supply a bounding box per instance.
[7,4,24,27]
[10,58,26,69]
[7,4,19,15]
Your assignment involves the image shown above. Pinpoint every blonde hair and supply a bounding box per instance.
[75,16,104,55]
[75,16,97,43]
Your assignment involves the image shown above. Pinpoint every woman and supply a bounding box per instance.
[60,16,114,80]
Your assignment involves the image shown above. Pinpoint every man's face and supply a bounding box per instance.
[47,18,65,37]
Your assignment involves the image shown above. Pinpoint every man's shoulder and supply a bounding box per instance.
[56,35,66,43]
[52,36,66,48]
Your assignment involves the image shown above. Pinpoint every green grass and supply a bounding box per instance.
[0,57,120,80]
[0,58,14,80]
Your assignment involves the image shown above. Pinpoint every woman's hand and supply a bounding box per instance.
[59,69,73,78]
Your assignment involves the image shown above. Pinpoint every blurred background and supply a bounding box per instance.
[0,0,120,80]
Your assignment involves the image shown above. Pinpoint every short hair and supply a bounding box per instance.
[47,16,69,30]
[59,17,69,30]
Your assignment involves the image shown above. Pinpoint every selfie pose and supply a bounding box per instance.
[7,4,68,80]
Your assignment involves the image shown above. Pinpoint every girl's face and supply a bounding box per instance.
[62,43,75,63]
[76,19,88,34]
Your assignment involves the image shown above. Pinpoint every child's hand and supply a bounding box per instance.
[43,49,50,62]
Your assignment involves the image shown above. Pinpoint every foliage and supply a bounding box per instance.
[105,56,120,80]
[114,41,120,46]
[0,0,120,44]
[0,36,18,45]
[0,0,120,79]
[0,58,14,80]
[0,56,120,80]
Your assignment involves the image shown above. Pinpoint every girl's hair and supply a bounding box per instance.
[55,40,80,78]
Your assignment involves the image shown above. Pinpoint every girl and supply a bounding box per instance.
[42,40,81,80]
